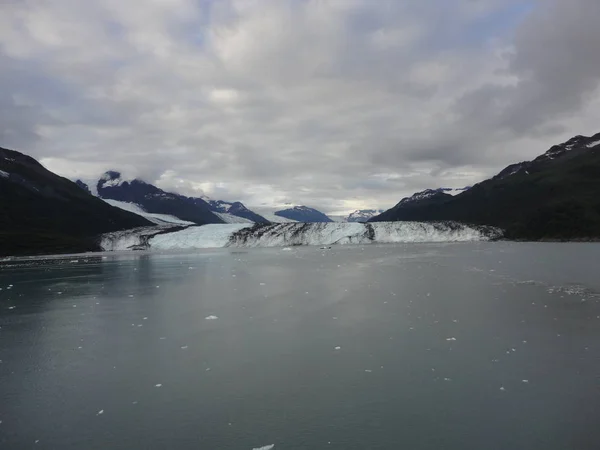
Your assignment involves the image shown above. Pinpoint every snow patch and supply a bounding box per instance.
[252,445,274,450]
[0,169,9,178]
[586,139,600,148]
[214,212,254,224]
[103,199,193,225]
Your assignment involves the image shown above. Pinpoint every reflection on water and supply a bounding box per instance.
[1,243,600,450]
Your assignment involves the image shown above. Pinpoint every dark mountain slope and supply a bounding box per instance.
[371,133,600,240]
[275,206,333,223]
[0,147,152,256]
[97,172,223,225]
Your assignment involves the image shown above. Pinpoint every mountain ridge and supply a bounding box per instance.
[370,132,600,240]
[274,205,333,223]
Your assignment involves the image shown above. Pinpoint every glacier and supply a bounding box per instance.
[103,199,194,226]
[100,222,501,251]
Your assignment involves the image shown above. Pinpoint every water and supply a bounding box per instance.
[1,243,600,449]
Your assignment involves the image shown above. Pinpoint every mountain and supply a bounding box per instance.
[274,206,333,222]
[0,148,152,256]
[201,199,270,224]
[346,209,385,223]
[370,133,600,240]
[249,208,298,223]
[97,171,223,225]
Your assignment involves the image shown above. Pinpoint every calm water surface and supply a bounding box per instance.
[1,243,600,449]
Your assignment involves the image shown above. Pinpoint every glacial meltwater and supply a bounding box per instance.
[1,243,600,449]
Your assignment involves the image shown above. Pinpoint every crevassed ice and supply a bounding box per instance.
[146,222,496,250]
[150,224,251,249]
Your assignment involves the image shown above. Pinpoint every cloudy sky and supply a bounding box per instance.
[1,0,600,214]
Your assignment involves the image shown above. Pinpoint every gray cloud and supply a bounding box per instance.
[1,0,599,214]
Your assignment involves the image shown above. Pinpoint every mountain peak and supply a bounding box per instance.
[275,205,332,223]
[398,189,451,206]
[347,209,385,223]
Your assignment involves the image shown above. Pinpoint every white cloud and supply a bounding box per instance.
[1,0,599,214]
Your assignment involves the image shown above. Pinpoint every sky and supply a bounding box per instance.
[2,0,600,214]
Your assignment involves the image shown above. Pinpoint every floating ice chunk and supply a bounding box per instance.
[128,295,134,298]
[97,410,104,415]
[446,337,457,341]
[260,283,266,286]
[364,369,372,373]
[181,346,188,350]
[252,445,275,450]
[7,306,15,310]
[522,380,529,383]
[205,315,218,320]
[500,386,506,391]
[282,248,292,251]
[334,346,341,350]
[155,384,162,387]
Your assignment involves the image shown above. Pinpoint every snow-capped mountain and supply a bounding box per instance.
[274,206,333,223]
[84,171,270,225]
[96,171,223,225]
[200,199,270,224]
[250,208,298,223]
[371,131,600,240]
[346,209,385,223]
[396,189,453,207]
[494,134,600,181]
